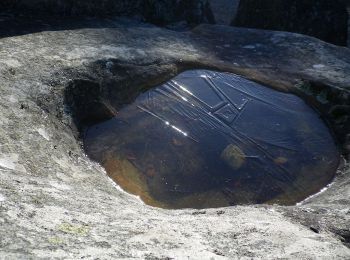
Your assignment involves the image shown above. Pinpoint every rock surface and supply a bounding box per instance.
[0,18,349,258]
[208,0,240,25]
[233,0,349,46]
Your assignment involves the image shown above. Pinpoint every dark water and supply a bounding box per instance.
[84,70,340,209]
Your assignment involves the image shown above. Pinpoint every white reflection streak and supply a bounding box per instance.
[172,80,193,96]
[171,125,188,137]
[180,96,188,102]
[171,81,196,106]
[138,106,197,142]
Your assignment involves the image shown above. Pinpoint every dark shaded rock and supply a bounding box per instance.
[142,0,178,25]
[142,0,214,26]
[209,0,240,25]
[64,79,117,127]
[0,0,142,16]
[338,229,350,248]
[233,0,349,46]
[177,0,214,25]
[0,0,214,26]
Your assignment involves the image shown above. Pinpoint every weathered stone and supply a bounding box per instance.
[0,17,349,258]
[233,0,349,46]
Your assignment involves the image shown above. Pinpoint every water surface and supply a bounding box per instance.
[84,70,340,209]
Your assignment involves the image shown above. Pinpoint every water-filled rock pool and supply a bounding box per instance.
[84,70,340,209]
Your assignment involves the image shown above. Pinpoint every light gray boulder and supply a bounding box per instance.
[0,19,349,258]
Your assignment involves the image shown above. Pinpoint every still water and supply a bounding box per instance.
[84,70,340,209]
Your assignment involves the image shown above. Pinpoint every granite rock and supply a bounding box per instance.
[0,18,349,258]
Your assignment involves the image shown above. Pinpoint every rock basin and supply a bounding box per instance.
[0,18,349,258]
[84,70,340,209]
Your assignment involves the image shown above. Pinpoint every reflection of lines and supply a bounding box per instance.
[206,103,296,187]
[171,75,248,127]
[240,133,299,152]
[166,188,194,194]
[137,105,199,143]
[143,73,301,191]
[203,75,302,188]
[215,73,300,114]
[204,76,249,112]
[170,80,226,112]
[182,77,297,184]
[263,138,299,152]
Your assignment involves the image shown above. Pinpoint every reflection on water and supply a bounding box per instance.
[84,70,340,209]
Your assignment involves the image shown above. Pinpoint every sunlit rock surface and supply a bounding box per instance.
[85,70,339,209]
[0,18,349,258]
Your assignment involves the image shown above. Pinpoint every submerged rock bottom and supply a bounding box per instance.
[84,70,340,209]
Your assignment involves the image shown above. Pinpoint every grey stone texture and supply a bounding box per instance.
[0,16,349,258]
